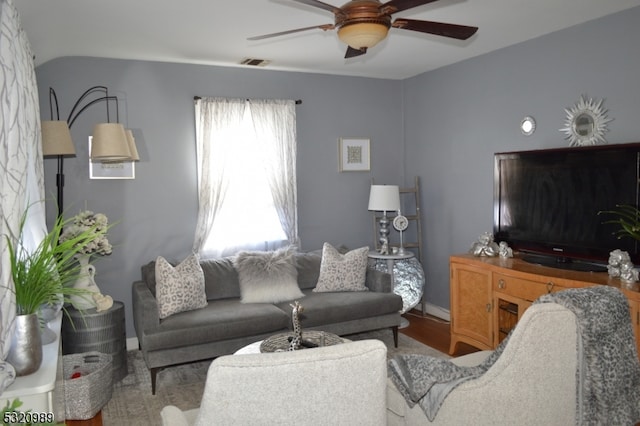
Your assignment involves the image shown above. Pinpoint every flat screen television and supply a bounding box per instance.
[493,142,640,272]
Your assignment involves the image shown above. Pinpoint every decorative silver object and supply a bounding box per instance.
[6,313,43,376]
[469,232,499,257]
[498,241,513,258]
[380,239,390,255]
[560,95,612,146]
[393,213,409,255]
[608,249,638,283]
[620,262,639,284]
[288,301,303,351]
[520,116,536,136]
[371,257,424,314]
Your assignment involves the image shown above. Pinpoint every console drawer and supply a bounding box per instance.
[493,273,558,302]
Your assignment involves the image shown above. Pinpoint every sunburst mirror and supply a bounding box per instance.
[560,95,612,146]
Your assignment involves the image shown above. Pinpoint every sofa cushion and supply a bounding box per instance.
[295,251,322,290]
[156,254,208,319]
[200,257,241,300]
[141,260,160,296]
[313,243,369,292]
[145,300,290,351]
[234,247,304,304]
[142,256,240,300]
[275,290,402,328]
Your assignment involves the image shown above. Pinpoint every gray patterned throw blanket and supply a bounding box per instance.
[388,286,640,424]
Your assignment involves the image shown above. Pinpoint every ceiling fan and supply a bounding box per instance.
[248,0,478,58]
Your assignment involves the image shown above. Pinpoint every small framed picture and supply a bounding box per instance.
[339,137,370,172]
[89,136,135,179]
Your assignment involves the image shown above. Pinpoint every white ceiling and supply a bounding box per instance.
[15,0,640,80]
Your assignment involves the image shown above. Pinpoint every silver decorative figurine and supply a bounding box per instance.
[498,241,513,259]
[608,249,638,283]
[469,232,499,257]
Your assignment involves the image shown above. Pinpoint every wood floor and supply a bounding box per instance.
[399,309,479,356]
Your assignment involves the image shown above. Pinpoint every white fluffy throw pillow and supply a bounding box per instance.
[313,243,369,292]
[234,247,304,304]
[155,253,207,319]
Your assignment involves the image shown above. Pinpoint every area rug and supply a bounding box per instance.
[101,330,449,426]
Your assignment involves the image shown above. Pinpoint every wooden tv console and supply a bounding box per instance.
[449,254,640,357]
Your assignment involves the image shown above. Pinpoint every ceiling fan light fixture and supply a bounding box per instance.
[338,22,389,49]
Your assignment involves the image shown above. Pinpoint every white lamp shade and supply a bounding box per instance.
[41,120,75,156]
[368,185,400,212]
[125,129,140,161]
[90,123,131,161]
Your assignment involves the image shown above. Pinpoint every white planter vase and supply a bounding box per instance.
[69,255,100,310]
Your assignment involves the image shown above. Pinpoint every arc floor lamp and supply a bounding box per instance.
[41,86,139,215]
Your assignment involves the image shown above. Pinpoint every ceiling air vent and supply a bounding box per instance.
[240,58,271,67]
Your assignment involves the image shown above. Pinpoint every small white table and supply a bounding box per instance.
[235,332,348,355]
[235,340,263,355]
[0,314,63,420]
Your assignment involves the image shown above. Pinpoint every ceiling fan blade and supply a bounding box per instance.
[248,24,335,41]
[380,0,439,14]
[345,46,367,58]
[292,0,341,14]
[392,18,478,40]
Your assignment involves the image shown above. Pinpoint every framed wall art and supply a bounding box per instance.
[338,137,370,172]
[89,136,135,179]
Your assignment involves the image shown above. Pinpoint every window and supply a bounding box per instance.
[193,97,298,258]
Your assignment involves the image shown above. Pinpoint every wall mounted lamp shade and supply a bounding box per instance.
[41,120,75,156]
[89,123,131,161]
[338,23,389,49]
[368,185,400,254]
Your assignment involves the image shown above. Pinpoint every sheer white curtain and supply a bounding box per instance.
[0,0,46,392]
[193,97,298,258]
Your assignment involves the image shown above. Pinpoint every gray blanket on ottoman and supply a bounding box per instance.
[388,286,640,424]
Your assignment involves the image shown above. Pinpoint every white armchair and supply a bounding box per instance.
[387,286,640,425]
[161,339,388,426]
[387,302,578,425]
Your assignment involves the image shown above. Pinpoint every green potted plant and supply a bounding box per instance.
[599,204,640,241]
[4,208,104,376]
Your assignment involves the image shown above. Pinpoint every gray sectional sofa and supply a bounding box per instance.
[132,250,403,394]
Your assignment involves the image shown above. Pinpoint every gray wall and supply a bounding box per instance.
[35,5,640,338]
[403,6,640,310]
[35,59,404,337]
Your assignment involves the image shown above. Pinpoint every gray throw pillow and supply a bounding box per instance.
[313,243,369,292]
[234,247,304,304]
[155,253,207,319]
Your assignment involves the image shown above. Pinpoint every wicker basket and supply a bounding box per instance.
[63,351,113,420]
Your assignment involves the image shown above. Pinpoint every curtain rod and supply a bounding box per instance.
[194,96,301,105]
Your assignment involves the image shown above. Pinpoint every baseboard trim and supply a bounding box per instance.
[411,302,450,322]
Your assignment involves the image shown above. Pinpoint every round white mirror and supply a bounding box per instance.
[520,116,536,136]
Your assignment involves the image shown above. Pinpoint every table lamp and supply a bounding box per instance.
[368,184,400,254]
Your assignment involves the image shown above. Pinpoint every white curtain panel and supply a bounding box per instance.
[192,97,244,256]
[0,0,46,392]
[192,97,298,257]
[248,99,299,247]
